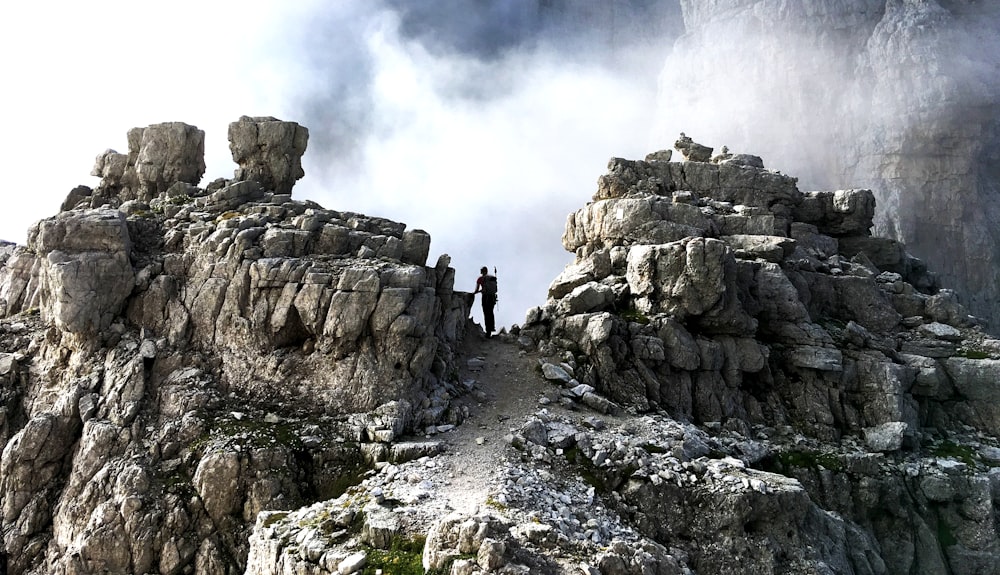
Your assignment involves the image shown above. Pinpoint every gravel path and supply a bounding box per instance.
[430,334,545,515]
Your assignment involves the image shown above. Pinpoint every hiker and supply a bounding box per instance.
[474,266,498,337]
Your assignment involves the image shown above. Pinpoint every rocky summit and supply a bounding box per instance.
[1,121,999,575]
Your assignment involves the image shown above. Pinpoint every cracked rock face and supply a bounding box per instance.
[517,135,1000,573]
[0,118,469,575]
[228,116,309,196]
[3,117,1000,575]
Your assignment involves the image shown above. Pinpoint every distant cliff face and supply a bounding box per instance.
[659,0,1000,331]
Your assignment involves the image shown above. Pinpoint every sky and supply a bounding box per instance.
[0,0,681,331]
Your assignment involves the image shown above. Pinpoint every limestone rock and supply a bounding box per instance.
[674,133,712,162]
[30,209,135,334]
[0,117,471,575]
[662,0,1000,333]
[228,115,309,195]
[89,122,205,204]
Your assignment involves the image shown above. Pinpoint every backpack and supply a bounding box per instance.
[482,275,498,297]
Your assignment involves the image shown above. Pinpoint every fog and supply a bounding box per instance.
[0,0,681,331]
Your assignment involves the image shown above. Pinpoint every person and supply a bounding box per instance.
[474,266,498,337]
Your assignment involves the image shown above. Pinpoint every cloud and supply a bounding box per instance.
[0,0,682,330]
[296,6,674,329]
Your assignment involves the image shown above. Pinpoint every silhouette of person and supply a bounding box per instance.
[474,266,498,337]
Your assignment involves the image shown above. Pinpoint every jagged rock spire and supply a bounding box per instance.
[228,115,309,195]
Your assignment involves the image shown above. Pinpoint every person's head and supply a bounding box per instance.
[480,266,488,275]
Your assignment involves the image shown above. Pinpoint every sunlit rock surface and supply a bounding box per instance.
[520,136,1000,574]
[0,118,469,574]
[3,120,1000,574]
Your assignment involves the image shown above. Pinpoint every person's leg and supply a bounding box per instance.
[483,299,495,334]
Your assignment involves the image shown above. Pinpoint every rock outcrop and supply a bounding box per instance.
[0,118,470,574]
[4,119,1000,574]
[516,136,1000,573]
[658,0,1000,333]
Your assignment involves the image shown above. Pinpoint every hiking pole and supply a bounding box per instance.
[494,266,499,310]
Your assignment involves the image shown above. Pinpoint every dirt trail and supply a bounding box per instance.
[430,334,544,515]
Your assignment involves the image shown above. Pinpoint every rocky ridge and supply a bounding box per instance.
[2,119,1000,575]
[0,116,472,574]
[240,138,1000,575]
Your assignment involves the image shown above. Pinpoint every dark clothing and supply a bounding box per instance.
[481,293,496,334]
[475,273,498,334]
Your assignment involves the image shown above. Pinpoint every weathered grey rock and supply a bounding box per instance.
[795,190,875,237]
[133,122,206,200]
[674,133,712,162]
[721,234,796,262]
[30,209,134,334]
[0,118,475,575]
[627,237,755,334]
[229,115,309,195]
[556,281,615,315]
[563,196,711,251]
[542,362,573,384]
[942,358,1000,434]
[665,0,1000,334]
[863,421,908,452]
[919,321,962,342]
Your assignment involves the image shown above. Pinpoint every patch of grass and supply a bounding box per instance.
[959,348,990,360]
[168,194,192,205]
[326,465,369,500]
[262,511,289,528]
[931,440,976,466]
[619,306,650,325]
[161,469,196,497]
[484,495,507,511]
[362,535,427,575]
[208,418,302,450]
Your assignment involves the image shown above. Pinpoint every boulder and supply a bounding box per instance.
[228,116,309,194]
[30,209,134,334]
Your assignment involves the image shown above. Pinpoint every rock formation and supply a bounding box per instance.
[658,0,1000,333]
[3,119,1000,575]
[515,136,1000,573]
[0,118,470,574]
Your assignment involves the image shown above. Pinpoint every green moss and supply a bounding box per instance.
[619,307,650,325]
[931,440,976,466]
[167,194,192,205]
[484,495,507,511]
[817,317,847,331]
[326,466,368,500]
[205,418,302,450]
[960,348,991,360]
[161,470,195,497]
[937,518,958,548]
[362,535,427,575]
[262,511,289,528]
[774,450,843,472]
